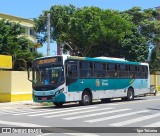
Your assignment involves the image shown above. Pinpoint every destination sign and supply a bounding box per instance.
[38,58,58,65]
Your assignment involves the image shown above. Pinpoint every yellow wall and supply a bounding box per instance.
[11,71,32,93]
[150,75,154,85]
[0,71,12,102]
[150,74,160,91]
[0,71,32,102]
[0,71,160,102]
[157,75,160,90]
[0,55,12,69]
[0,71,11,93]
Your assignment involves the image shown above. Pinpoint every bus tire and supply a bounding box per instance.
[154,91,157,96]
[121,97,127,101]
[127,88,134,101]
[54,102,63,107]
[79,91,92,106]
[101,98,111,103]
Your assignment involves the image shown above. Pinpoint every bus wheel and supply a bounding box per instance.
[79,91,92,106]
[154,91,157,96]
[54,102,63,107]
[127,88,134,101]
[101,98,111,103]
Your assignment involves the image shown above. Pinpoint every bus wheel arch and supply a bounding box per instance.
[127,87,134,101]
[79,88,92,106]
[53,102,64,107]
[122,87,134,101]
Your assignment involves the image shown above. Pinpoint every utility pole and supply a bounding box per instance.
[47,13,50,56]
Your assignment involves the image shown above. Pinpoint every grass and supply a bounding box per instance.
[40,102,53,106]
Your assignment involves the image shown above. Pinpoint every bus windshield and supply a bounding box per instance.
[32,66,64,90]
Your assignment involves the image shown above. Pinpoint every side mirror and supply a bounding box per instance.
[27,68,33,82]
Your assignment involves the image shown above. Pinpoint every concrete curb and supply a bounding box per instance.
[0,101,41,110]
[0,92,160,109]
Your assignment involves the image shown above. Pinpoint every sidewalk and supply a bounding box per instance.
[0,92,159,110]
[0,101,41,110]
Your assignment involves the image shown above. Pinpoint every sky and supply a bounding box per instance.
[0,0,160,56]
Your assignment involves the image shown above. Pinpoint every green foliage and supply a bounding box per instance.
[34,4,76,44]
[0,19,43,70]
[0,19,24,55]
[122,7,160,65]
[122,7,160,46]
[34,5,160,64]
[150,48,160,70]
[35,5,133,57]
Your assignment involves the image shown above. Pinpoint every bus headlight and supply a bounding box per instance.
[54,88,64,96]
[59,88,64,93]
[55,91,59,96]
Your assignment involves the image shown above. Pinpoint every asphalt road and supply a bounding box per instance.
[0,95,160,136]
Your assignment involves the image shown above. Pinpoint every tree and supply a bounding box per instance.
[35,5,133,57]
[122,7,160,63]
[91,9,134,58]
[35,5,159,63]
[34,4,76,44]
[150,48,160,70]
[0,19,24,55]
[0,19,43,70]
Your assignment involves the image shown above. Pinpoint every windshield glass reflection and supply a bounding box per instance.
[33,66,64,87]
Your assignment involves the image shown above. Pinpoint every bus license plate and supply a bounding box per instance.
[42,97,47,100]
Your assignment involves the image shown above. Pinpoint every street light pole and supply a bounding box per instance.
[47,13,50,56]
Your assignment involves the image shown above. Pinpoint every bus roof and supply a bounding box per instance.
[33,55,148,66]
[68,56,148,66]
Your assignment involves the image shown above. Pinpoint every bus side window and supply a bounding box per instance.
[94,62,106,78]
[144,66,148,79]
[79,61,93,78]
[108,63,117,78]
[137,65,145,78]
[129,65,137,78]
[67,64,78,78]
[119,64,128,78]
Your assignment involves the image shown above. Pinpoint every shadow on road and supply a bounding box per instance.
[147,108,160,111]
[32,97,148,110]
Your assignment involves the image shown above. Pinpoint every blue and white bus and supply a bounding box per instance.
[28,55,150,107]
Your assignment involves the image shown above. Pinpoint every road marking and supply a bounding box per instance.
[85,110,150,123]
[144,121,160,127]
[110,112,160,127]
[64,133,99,136]
[36,133,99,136]
[0,109,39,114]
[0,120,49,127]
[120,98,160,105]
[13,109,62,115]
[101,103,118,106]
[29,106,96,117]
[45,107,114,118]
[64,108,130,120]
[14,106,95,116]
[0,110,24,114]
[36,133,52,136]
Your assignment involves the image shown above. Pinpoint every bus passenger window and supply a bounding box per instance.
[68,65,78,78]
[143,66,148,79]
[79,61,93,78]
[119,64,128,78]
[129,65,137,78]
[94,63,106,78]
[108,63,117,78]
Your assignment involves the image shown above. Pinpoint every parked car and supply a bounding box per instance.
[149,85,158,96]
